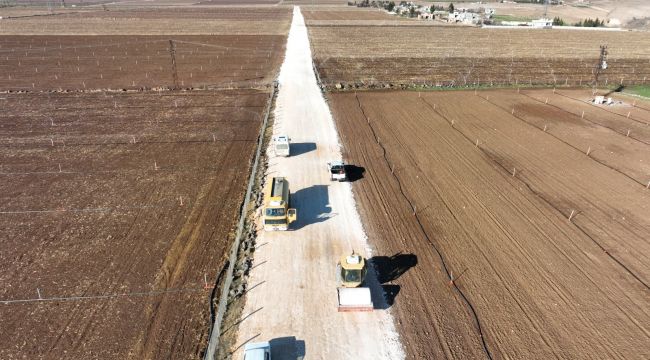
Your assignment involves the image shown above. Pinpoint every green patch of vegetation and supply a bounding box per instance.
[574,18,606,27]
[492,14,533,22]
[625,85,650,98]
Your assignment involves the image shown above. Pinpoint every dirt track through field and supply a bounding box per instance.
[329,90,650,359]
[233,7,403,359]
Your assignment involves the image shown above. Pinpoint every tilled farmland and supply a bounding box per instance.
[0,90,269,359]
[0,35,286,91]
[330,89,650,359]
[309,26,650,88]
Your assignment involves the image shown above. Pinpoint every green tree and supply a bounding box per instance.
[448,2,455,13]
[409,6,416,17]
[552,16,564,26]
[386,1,395,11]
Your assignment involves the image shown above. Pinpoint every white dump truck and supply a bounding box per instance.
[273,135,291,157]
[327,161,346,181]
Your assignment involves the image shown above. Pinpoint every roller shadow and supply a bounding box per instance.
[344,164,365,182]
[291,185,332,230]
[290,142,317,156]
[270,336,306,360]
[368,253,418,308]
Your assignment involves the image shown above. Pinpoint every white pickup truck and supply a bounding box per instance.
[273,135,291,157]
[244,342,271,360]
[327,160,347,181]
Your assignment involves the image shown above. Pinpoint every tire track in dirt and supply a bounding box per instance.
[353,93,494,360]
[420,96,650,291]
[133,139,252,359]
[44,185,157,356]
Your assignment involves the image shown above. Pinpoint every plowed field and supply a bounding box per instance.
[330,89,650,359]
[310,26,650,88]
[0,90,268,360]
[0,7,290,35]
[0,35,286,91]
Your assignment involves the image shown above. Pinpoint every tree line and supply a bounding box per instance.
[553,17,606,27]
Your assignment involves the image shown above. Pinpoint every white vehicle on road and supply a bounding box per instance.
[327,161,347,181]
[244,342,271,360]
[273,135,291,157]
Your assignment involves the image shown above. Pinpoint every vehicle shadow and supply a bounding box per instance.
[270,336,306,360]
[291,185,332,230]
[290,142,317,156]
[368,253,418,308]
[344,164,365,182]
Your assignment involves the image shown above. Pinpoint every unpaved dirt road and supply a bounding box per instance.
[232,7,403,359]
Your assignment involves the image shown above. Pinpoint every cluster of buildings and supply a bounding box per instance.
[389,2,494,25]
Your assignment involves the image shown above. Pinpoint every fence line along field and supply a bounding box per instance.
[0,35,286,91]
[0,89,270,360]
[330,89,650,359]
[309,26,650,88]
[0,7,290,35]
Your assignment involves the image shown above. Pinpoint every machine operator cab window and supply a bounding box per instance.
[265,208,285,217]
[330,164,345,174]
[342,267,363,283]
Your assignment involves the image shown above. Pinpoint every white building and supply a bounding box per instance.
[448,11,480,24]
[531,18,553,28]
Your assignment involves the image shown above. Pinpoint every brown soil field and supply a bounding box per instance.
[0,35,286,91]
[195,0,279,4]
[476,89,650,183]
[0,89,269,360]
[284,0,347,4]
[330,89,650,359]
[309,26,650,88]
[546,88,650,126]
[51,7,292,20]
[0,8,290,35]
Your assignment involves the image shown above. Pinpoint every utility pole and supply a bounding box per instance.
[168,40,179,90]
[593,44,608,87]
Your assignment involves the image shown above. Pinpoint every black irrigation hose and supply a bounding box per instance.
[353,93,494,360]
[420,96,650,292]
